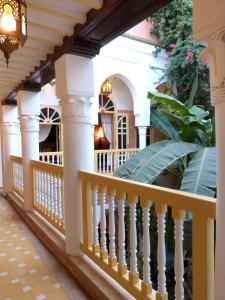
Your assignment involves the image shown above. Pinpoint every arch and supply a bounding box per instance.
[39,107,61,124]
[97,73,138,112]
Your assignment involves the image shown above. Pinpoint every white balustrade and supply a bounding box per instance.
[39,151,63,165]
[100,188,107,259]
[94,148,139,173]
[32,160,65,233]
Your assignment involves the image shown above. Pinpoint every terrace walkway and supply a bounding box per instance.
[0,196,91,300]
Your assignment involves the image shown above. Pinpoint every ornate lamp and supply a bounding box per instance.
[0,0,27,66]
[101,81,112,95]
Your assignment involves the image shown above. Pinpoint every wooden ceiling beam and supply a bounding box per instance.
[4,0,170,102]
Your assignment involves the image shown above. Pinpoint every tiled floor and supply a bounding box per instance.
[0,196,91,300]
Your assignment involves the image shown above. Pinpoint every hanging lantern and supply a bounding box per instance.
[101,81,112,95]
[0,0,27,66]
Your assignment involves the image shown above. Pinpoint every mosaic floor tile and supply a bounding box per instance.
[0,196,91,300]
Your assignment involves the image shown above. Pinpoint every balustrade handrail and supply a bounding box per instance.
[79,171,216,218]
[32,160,63,177]
[94,148,140,154]
[79,170,215,300]
[11,155,22,164]
[39,151,63,156]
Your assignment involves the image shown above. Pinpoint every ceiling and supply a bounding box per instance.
[0,0,103,100]
[0,0,170,103]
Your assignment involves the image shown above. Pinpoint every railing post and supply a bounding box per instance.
[192,216,214,300]
[81,180,93,249]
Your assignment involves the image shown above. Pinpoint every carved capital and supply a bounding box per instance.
[1,122,19,135]
[138,126,147,135]
[200,30,225,105]
[60,96,92,124]
[19,115,39,132]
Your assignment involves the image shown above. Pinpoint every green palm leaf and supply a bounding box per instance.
[148,91,193,116]
[151,109,179,140]
[180,147,216,197]
[114,141,201,183]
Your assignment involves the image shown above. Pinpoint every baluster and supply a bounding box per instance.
[92,185,99,254]
[108,190,117,267]
[99,153,102,173]
[141,199,153,295]
[57,176,62,226]
[50,173,54,219]
[156,204,168,299]
[53,175,58,222]
[173,209,185,300]
[40,171,44,210]
[61,178,65,226]
[117,192,127,275]
[100,187,108,260]
[128,195,139,285]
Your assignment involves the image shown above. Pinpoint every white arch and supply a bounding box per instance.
[91,54,151,126]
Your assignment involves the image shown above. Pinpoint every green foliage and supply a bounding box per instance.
[150,0,211,111]
[149,91,215,147]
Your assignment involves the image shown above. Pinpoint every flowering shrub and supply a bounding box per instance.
[150,0,211,112]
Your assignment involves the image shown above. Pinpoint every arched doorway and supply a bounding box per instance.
[95,76,137,150]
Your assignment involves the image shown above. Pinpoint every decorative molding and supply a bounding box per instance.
[200,30,225,105]
[122,33,157,46]
[19,115,39,132]
[61,97,92,124]
[1,122,19,135]
[138,126,148,135]
[3,0,170,103]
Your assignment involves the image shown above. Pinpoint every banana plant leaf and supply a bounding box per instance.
[148,91,193,116]
[151,109,179,140]
[180,147,216,197]
[114,141,201,184]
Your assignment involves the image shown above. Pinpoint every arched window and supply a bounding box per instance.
[39,107,61,124]
[99,95,115,113]
[39,107,62,153]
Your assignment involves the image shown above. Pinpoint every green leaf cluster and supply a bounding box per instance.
[150,0,211,111]
[149,91,215,147]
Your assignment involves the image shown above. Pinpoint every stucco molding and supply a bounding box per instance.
[200,30,225,105]
[60,96,92,125]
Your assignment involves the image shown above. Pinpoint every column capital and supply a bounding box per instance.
[19,115,39,132]
[200,29,225,105]
[1,122,19,135]
[138,126,147,135]
[60,96,92,125]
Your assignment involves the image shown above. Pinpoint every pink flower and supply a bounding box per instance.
[169,43,176,48]
[187,51,193,58]
[164,64,169,68]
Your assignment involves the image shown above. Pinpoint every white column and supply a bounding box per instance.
[55,54,94,256]
[1,105,20,196]
[17,91,40,211]
[200,30,225,300]
[138,126,147,149]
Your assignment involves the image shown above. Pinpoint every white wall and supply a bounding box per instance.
[91,36,168,126]
[110,77,133,111]
[39,36,167,128]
